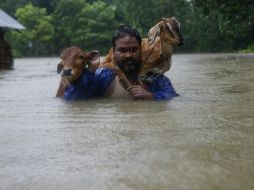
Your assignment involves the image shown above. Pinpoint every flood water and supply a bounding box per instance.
[0,54,254,190]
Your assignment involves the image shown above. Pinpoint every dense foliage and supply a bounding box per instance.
[1,0,253,56]
[8,4,54,56]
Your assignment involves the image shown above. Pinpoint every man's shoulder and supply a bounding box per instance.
[93,67,116,83]
[96,67,114,73]
[95,67,115,77]
[153,73,171,85]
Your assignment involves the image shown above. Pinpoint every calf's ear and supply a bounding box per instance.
[85,50,100,60]
[148,24,160,45]
[57,62,63,74]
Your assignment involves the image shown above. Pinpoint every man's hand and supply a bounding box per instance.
[127,85,154,100]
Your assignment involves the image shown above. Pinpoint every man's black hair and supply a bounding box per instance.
[112,24,142,49]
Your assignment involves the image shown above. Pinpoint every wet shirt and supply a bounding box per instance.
[64,68,178,101]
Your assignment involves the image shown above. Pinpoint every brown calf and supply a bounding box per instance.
[56,46,99,97]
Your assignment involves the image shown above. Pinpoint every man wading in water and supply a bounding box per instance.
[64,25,178,100]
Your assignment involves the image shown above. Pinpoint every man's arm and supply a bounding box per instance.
[64,68,116,101]
[64,70,96,100]
[126,75,178,101]
[150,75,179,100]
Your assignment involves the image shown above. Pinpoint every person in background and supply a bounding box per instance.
[64,25,178,101]
[0,28,13,69]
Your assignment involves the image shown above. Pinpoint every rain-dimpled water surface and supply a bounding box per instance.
[0,54,254,190]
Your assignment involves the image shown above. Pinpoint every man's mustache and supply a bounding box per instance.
[119,60,140,74]
[121,59,139,70]
[123,58,137,64]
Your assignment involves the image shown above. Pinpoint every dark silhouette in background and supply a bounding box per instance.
[0,28,13,70]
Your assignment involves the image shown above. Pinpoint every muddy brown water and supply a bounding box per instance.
[0,54,254,190]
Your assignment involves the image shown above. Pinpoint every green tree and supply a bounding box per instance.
[2,0,253,55]
[53,0,123,54]
[0,0,56,15]
[33,0,58,13]
[0,0,31,16]
[53,0,88,53]
[7,4,54,56]
[192,0,254,52]
[75,1,122,53]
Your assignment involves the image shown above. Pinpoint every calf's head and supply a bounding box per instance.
[57,46,99,82]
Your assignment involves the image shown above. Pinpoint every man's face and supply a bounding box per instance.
[113,35,142,75]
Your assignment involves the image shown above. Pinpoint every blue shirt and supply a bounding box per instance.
[64,68,178,101]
